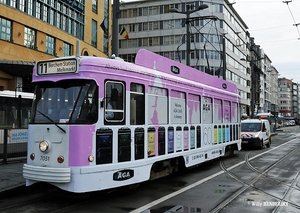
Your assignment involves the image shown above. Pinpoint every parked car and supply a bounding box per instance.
[284,120,295,126]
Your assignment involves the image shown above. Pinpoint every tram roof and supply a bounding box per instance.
[32,49,240,98]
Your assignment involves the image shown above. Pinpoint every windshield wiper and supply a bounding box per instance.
[36,110,66,133]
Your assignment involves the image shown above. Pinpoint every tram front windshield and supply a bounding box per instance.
[31,80,98,124]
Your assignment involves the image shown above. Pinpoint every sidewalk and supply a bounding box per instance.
[0,161,25,194]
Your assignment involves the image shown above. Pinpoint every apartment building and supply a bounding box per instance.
[0,0,111,92]
[292,82,299,123]
[278,78,293,118]
[266,66,280,115]
[118,0,252,116]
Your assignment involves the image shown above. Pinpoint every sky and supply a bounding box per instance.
[233,0,300,83]
[121,0,300,82]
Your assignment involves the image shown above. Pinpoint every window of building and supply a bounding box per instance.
[2,0,85,39]
[19,0,25,12]
[164,36,170,45]
[46,35,55,55]
[169,51,175,60]
[128,23,135,32]
[67,19,72,34]
[24,27,35,49]
[10,0,16,7]
[149,37,153,46]
[36,2,41,19]
[142,7,148,16]
[27,0,33,16]
[152,37,159,46]
[91,19,97,47]
[62,15,66,31]
[149,6,159,15]
[0,17,11,42]
[143,22,148,31]
[56,12,61,28]
[63,42,71,56]
[142,37,148,46]
[92,0,98,13]
[49,9,54,25]
[49,0,54,7]
[153,21,159,30]
[133,8,138,17]
[164,4,179,13]
[43,5,48,22]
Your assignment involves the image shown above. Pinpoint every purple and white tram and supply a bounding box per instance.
[23,49,241,193]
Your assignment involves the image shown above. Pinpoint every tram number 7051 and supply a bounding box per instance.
[40,156,50,161]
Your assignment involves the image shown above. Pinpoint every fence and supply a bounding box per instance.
[0,128,27,164]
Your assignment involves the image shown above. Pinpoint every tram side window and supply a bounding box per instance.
[105,81,125,123]
[202,96,213,124]
[224,101,231,123]
[232,102,239,123]
[188,94,201,124]
[170,90,186,124]
[148,86,168,125]
[0,96,31,128]
[130,83,145,125]
[214,98,222,123]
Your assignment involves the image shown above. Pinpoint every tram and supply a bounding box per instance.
[23,49,241,193]
[0,90,33,128]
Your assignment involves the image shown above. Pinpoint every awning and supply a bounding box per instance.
[0,59,34,77]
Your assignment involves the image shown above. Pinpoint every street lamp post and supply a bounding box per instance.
[170,4,208,66]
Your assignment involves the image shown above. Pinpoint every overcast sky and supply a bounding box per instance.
[233,0,300,83]
[121,0,300,82]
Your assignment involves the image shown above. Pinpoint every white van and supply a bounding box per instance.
[240,119,271,149]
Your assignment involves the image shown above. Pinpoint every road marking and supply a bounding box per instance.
[130,137,299,213]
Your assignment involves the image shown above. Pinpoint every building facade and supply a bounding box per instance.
[0,0,111,92]
[292,82,299,123]
[267,66,280,116]
[118,0,252,116]
[278,78,293,118]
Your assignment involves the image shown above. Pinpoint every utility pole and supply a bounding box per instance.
[112,0,119,56]
[222,36,226,80]
[170,4,208,67]
[185,5,191,66]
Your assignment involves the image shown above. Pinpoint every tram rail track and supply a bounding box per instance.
[2,133,300,213]
[211,143,300,213]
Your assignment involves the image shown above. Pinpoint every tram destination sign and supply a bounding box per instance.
[37,58,77,75]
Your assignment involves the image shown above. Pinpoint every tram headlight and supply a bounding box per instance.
[39,140,49,152]
[88,155,94,162]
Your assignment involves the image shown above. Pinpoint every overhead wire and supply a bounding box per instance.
[283,0,300,38]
